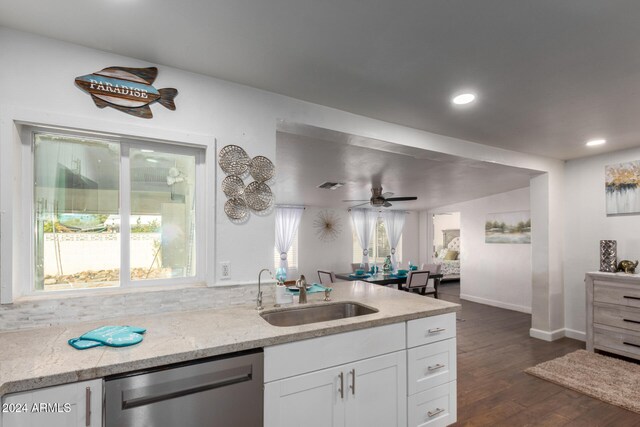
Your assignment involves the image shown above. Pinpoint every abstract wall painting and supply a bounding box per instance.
[485,211,531,244]
[605,161,640,216]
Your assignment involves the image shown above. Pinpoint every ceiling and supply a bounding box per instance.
[3,1,640,159]
[276,131,538,210]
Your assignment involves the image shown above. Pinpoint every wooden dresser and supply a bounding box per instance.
[585,272,640,361]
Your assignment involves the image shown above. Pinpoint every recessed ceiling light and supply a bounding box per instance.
[146,158,159,163]
[452,93,476,105]
[141,149,154,153]
[586,139,606,147]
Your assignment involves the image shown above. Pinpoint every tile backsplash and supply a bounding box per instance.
[0,284,274,331]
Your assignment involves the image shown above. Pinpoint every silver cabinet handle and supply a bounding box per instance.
[338,372,344,399]
[349,369,356,395]
[428,407,445,418]
[427,327,445,334]
[427,363,445,372]
[85,386,91,426]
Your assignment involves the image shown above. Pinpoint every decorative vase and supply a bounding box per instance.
[383,255,392,273]
[600,240,617,272]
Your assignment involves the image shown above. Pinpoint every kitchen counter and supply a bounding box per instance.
[0,281,459,397]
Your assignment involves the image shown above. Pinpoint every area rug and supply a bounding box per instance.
[525,350,640,414]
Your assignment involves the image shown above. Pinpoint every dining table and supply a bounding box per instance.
[335,271,444,288]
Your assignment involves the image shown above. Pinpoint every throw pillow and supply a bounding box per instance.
[444,250,458,260]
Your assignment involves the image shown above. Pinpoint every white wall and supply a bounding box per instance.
[296,207,353,280]
[428,187,532,313]
[563,146,640,340]
[401,212,421,267]
[0,27,565,336]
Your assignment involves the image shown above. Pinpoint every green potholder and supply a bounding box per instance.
[68,326,146,350]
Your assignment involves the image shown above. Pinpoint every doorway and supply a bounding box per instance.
[432,212,461,281]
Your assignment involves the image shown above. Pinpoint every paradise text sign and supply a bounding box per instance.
[75,66,178,119]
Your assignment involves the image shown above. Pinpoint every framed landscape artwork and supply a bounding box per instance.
[485,211,531,244]
[605,161,640,216]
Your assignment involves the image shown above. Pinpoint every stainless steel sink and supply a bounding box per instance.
[260,302,378,327]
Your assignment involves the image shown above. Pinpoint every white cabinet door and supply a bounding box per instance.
[345,351,407,427]
[264,365,346,427]
[2,379,102,427]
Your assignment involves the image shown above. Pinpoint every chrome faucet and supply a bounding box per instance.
[257,268,273,310]
[296,274,308,304]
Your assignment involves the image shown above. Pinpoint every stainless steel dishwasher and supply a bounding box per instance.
[105,349,263,427]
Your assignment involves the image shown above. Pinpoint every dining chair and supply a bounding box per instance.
[351,263,369,272]
[318,270,336,285]
[401,270,431,296]
[421,263,442,299]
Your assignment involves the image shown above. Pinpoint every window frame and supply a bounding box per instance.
[352,216,403,266]
[21,126,207,295]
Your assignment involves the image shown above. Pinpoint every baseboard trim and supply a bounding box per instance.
[563,328,586,342]
[529,327,565,341]
[460,293,531,314]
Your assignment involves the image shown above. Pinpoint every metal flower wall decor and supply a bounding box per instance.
[313,209,343,242]
[218,144,275,222]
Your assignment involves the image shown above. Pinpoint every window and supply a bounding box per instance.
[273,230,299,273]
[32,130,203,291]
[352,217,402,266]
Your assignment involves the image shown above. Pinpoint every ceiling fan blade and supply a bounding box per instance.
[385,196,418,202]
[381,192,394,198]
[342,199,369,202]
[349,202,371,209]
[383,201,392,207]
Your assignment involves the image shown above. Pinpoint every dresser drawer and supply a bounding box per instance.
[593,282,640,308]
[408,381,456,427]
[594,305,640,333]
[594,326,640,358]
[407,313,456,348]
[408,338,456,395]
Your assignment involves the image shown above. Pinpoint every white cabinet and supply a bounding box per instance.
[264,351,406,427]
[407,313,457,427]
[264,314,458,427]
[1,379,102,427]
[264,323,407,427]
[345,351,407,427]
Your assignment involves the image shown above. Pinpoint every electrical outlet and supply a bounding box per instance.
[220,261,231,279]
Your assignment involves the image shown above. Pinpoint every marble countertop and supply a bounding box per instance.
[0,281,459,397]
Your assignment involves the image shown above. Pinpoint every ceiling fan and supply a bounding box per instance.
[343,187,418,208]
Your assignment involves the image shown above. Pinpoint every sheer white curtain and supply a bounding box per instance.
[382,210,406,270]
[350,209,378,265]
[275,206,304,272]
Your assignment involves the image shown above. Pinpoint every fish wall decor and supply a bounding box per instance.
[75,66,178,119]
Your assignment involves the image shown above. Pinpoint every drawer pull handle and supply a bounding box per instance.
[427,327,445,334]
[428,407,445,418]
[624,295,640,301]
[350,369,356,395]
[623,318,640,325]
[623,341,640,349]
[338,372,344,399]
[85,386,91,426]
[427,364,445,372]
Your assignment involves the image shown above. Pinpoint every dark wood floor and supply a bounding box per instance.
[436,282,640,427]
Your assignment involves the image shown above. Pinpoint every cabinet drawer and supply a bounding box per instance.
[593,282,640,308]
[265,322,405,382]
[594,326,640,358]
[408,338,456,395]
[594,305,640,333]
[408,381,456,427]
[407,313,456,348]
